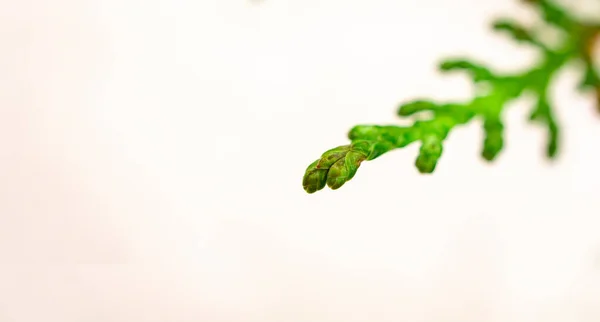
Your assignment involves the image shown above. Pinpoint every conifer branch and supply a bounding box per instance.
[303,0,600,193]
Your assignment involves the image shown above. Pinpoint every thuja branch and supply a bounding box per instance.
[303,0,600,194]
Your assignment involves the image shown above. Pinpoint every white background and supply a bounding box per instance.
[1,0,600,321]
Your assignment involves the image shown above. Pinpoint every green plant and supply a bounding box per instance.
[302,0,600,194]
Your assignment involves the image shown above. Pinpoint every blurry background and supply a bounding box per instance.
[0,0,599,321]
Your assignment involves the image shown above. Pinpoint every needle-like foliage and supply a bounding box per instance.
[303,0,600,193]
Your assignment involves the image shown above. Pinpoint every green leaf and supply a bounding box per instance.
[415,134,443,173]
[482,118,504,161]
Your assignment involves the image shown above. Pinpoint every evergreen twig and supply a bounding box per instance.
[303,0,600,193]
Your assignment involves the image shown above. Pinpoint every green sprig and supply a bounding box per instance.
[302,0,600,193]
